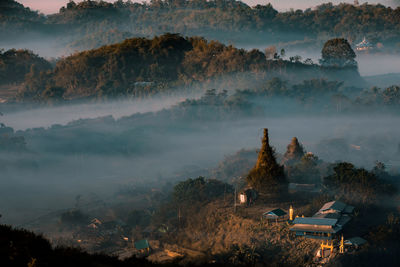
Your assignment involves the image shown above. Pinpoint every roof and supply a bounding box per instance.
[264,208,287,217]
[292,217,337,226]
[343,205,355,214]
[134,239,150,250]
[320,201,346,212]
[337,215,351,227]
[356,37,372,48]
[344,237,367,246]
[291,225,342,234]
[313,212,341,219]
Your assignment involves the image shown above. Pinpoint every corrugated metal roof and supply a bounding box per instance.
[264,208,287,217]
[337,215,351,227]
[344,237,367,246]
[134,239,150,250]
[343,205,355,214]
[313,212,341,219]
[320,201,346,212]
[293,217,337,226]
[290,224,342,234]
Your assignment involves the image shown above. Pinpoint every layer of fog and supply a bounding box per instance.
[1,99,400,227]
[1,95,197,131]
[278,48,400,77]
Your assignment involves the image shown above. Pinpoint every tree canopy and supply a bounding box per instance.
[320,38,357,68]
[323,162,395,204]
[2,1,400,52]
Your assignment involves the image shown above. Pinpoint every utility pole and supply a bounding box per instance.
[178,207,181,228]
[234,185,237,213]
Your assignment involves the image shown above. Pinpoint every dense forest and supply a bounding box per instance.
[1,0,400,52]
[16,33,366,101]
[0,49,51,85]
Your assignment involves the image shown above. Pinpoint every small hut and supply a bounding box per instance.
[344,237,367,248]
[239,188,258,205]
[134,239,150,253]
[263,208,287,223]
[356,37,373,51]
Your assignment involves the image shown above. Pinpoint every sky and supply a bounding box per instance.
[19,0,398,14]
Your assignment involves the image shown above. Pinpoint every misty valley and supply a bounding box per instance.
[1,0,400,266]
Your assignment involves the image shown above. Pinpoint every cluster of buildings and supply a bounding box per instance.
[290,201,354,240]
[355,37,374,52]
[260,200,366,261]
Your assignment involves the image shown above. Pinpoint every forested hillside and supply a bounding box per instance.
[0,49,51,85]
[17,34,283,100]
[47,0,400,48]
[17,33,367,101]
[0,0,47,41]
[1,0,400,53]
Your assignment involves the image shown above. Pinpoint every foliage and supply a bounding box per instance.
[323,162,395,204]
[356,86,400,107]
[229,244,261,266]
[20,34,271,100]
[126,210,151,228]
[210,149,257,183]
[60,209,89,226]
[0,49,51,85]
[0,224,162,266]
[0,125,26,152]
[320,38,357,68]
[172,176,233,204]
[286,153,322,184]
[4,0,400,51]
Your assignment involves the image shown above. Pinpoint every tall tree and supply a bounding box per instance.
[320,38,357,68]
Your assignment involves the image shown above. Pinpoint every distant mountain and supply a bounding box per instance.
[0,0,48,42]
[1,1,400,55]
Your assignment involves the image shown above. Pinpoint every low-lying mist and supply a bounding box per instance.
[1,94,199,131]
[1,92,400,228]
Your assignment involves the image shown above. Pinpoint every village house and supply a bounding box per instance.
[355,37,373,51]
[238,187,258,206]
[263,208,287,223]
[290,201,354,240]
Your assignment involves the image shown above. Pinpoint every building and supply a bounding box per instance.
[356,37,373,51]
[134,239,150,253]
[290,201,354,240]
[263,208,287,222]
[344,236,367,247]
[238,188,258,205]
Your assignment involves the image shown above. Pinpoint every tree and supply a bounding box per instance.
[286,153,321,184]
[246,129,286,194]
[320,38,357,68]
[323,162,395,204]
[172,176,232,204]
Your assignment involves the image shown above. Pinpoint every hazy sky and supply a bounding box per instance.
[20,0,397,14]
